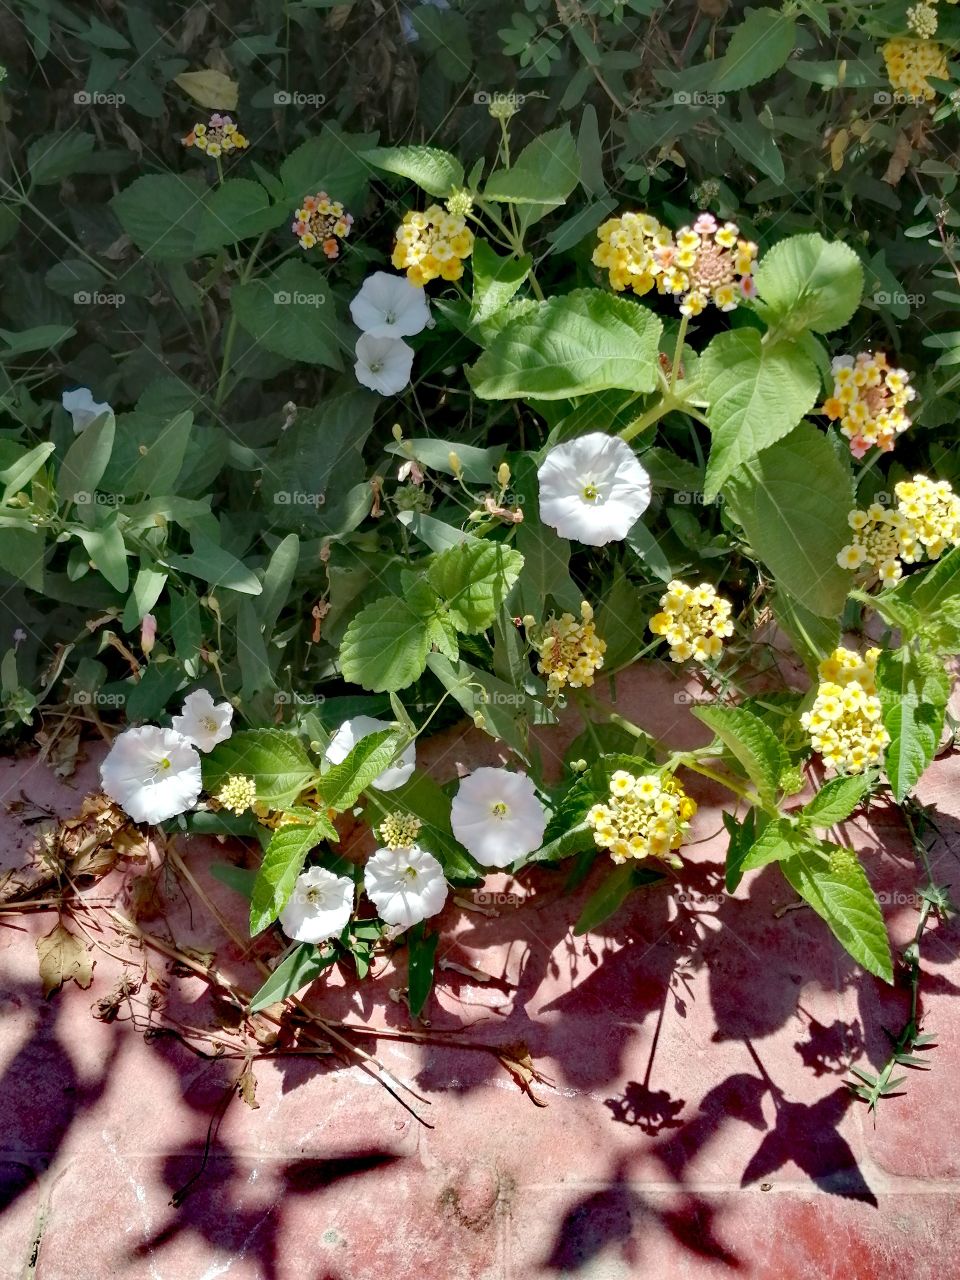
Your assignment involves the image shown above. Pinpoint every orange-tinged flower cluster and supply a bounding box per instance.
[800,647,889,774]
[837,476,960,587]
[292,192,354,258]
[586,770,696,866]
[882,37,948,101]
[822,352,915,458]
[593,211,757,316]
[182,113,249,157]
[533,601,606,694]
[392,205,474,285]
[649,580,734,663]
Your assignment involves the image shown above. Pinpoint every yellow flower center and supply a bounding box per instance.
[491,801,509,819]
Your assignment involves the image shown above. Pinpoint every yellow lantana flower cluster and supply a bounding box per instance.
[586,770,697,865]
[378,811,423,849]
[181,113,249,157]
[822,352,915,459]
[392,204,474,285]
[837,476,960,587]
[907,4,939,38]
[593,211,757,317]
[800,647,889,774]
[532,602,606,694]
[214,774,257,815]
[649,580,734,663]
[882,37,949,101]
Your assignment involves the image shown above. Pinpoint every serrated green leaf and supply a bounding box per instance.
[739,818,808,872]
[340,595,431,693]
[203,728,316,808]
[250,807,340,935]
[467,289,662,400]
[877,648,950,801]
[111,174,207,263]
[318,728,402,811]
[712,8,797,92]
[755,233,864,335]
[801,773,875,827]
[692,704,787,808]
[361,144,463,197]
[231,259,343,370]
[470,239,531,324]
[483,125,579,208]
[426,541,524,632]
[700,330,820,500]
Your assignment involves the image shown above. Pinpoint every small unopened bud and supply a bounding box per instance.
[473,710,486,729]
[497,461,511,487]
[580,601,594,623]
[571,758,588,773]
[448,451,462,477]
[392,423,403,443]
[521,614,535,628]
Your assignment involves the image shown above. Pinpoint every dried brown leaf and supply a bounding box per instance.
[36,922,95,997]
[237,1062,260,1109]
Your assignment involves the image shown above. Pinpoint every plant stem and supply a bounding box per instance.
[670,313,689,391]
[215,231,268,408]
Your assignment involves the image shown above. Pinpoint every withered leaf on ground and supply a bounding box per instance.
[36,922,95,997]
[496,1041,553,1107]
[237,1062,260,1109]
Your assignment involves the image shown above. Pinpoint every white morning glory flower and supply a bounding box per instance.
[350,271,431,338]
[325,714,415,791]
[363,845,448,927]
[450,767,547,868]
[171,688,233,753]
[279,865,355,944]
[62,387,113,434]
[537,432,652,547]
[354,333,414,395]
[100,726,202,825]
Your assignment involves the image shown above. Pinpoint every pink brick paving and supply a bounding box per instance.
[2,665,960,1280]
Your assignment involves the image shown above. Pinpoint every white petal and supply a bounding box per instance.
[537,432,651,546]
[279,866,355,943]
[325,716,415,791]
[354,334,414,395]
[350,272,430,338]
[62,387,112,434]
[364,845,447,927]
[450,768,546,867]
[171,688,233,753]
[100,726,201,824]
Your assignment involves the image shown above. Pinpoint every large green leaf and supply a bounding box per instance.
[426,541,524,632]
[700,329,820,500]
[739,818,807,872]
[781,845,893,982]
[318,729,403,812]
[692,704,787,809]
[203,728,317,808]
[193,179,287,254]
[711,8,797,91]
[280,127,378,207]
[755,233,864,336]
[483,126,579,207]
[58,411,115,505]
[231,259,343,370]
[801,773,876,827]
[724,422,853,617]
[248,942,338,1012]
[250,807,340,935]
[111,174,207,263]
[877,648,951,802]
[162,532,262,595]
[467,289,662,400]
[340,595,431,693]
[360,144,463,198]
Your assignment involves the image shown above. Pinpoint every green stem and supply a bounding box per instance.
[619,392,682,443]
[215,231,268,408]
[670,313,689,392]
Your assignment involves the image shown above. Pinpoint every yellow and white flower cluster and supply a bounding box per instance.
[586,770,697,865]
[837,475,960,586]
[593,211,757,316]
[882,37,949,101]
[377,811,422,849]
[822,352,915,458]
[392,204,474,286]
[181,113,249,157]
[533,601,607,694]
[292,192,354,258]
[800,647,889,774]
[648,580,734,663]
[906,0,958,38]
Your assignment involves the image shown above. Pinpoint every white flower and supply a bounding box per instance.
[100,726,201,824]
[62,387,112,434]
[279,865,355,944]
[450,767,547,867]
[354,333,414,395]
[171,688,233,753]
[350,271,431,338]
[537,432,652,546]
[325,714,415,791]
[363,845,447,927]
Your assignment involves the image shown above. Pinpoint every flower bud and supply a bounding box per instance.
[497,461,511,487]
[448,451,462,477]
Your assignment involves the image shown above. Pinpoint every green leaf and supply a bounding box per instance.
[203,728,317,809]
[890,544,960,616]
[231,259,343,370]
[876,648,950,801]
[470,240,531,325]
[0,442,55,505]
[340,595,431,693]
[58,411,115,505]
[711,8,797,91]
[692,704,787,808]
[0,528,45,591]
[739,818,807,872]
[318,729,402,811]
[781,845,893,982]
[279,128,377,209]
[250,807,340,935]
[755,233,864,336]
[361,144,463,198]
[483,125,579,207]
[467,289,662,400]
[0,325,75,357]
[124,411,193,497]
[801,773,875,827]
[162,531,262,595]
[511,453,581,614]
[28,132,101,185]
[194,179,287,254]
[722,808,760,893]
[385,438,502,484]
[723,422,853,618]
[111,174,207,263]
[406,927,439,1017]
[249,942,337,1012]
[426,541,524,632]
[700,330,820,500]
[77,519,128,594]
[573,863,665,935]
